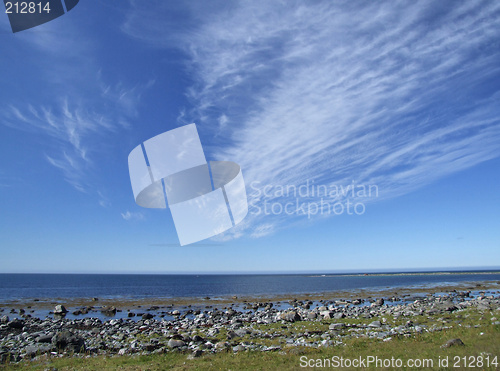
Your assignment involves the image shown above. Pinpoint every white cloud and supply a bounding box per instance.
[2,90,136,192]
[123,1,500,239]
[166,1,500,237]
[99,76,156,119]
[121,211,144,221]
[250,223,275,239]
[1,13,155,198]
[97,191,111,208]
[0,170,24,189]
[218,114,228,130]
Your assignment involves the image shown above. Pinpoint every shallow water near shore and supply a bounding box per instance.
[1,272,499,321]
[1,271,499,302]
[4,285,498,322]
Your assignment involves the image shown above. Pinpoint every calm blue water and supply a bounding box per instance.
[0,272,499,301]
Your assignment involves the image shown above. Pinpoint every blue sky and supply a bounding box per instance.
[0,0,499,273]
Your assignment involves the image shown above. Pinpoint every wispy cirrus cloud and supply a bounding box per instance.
[99,76,156,120]
[0,170,22,188]
[1,14,155,196]
[124,1,500,237]
[121,210,144,221]
[3,99,104,192]
[1,80,149,193]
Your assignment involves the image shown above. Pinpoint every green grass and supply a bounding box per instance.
[1,308,498,370]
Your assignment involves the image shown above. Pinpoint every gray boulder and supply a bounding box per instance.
[476,301,491,311]
[54,305,68,315]
[187,349,203,359]
[307,312,317,320]
[235,328,250,337]
[227,330,240,340]
[36,334,53,343]
[22,344,53,358]
[369,320,382,328]
[441,338,464,348]
[329,323,346,331]
[167,339,185,348]
[233,344,245,352]
[192,335,205,342]
[101,306,117,316]
[7,319,24,329]
[214,341,229,350]
[52,331,86,353]
[280,311,301,322]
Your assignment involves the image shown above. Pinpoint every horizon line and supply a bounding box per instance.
[1,266,499,275]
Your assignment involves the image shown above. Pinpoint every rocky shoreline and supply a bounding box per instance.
[1,285,499,364]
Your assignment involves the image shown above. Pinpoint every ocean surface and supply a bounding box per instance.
[1,271,499,301]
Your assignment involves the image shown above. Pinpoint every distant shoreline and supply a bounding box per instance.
[1,269,500,275]
[309,270,500,277]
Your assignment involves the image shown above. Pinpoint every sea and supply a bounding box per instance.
[1,271,499,302]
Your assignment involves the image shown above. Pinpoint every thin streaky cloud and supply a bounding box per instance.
[1,13,155,197]
[1,77,152,193]
[0,171,25,189]
[149,243,224,247]
[177,2,500,236]
[97,191,111,208]
[192,2,500,235]
[121,211,145,221]
[98,76,157,119]
[124,1,500,239]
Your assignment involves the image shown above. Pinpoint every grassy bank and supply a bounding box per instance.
[2,306,498,370]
